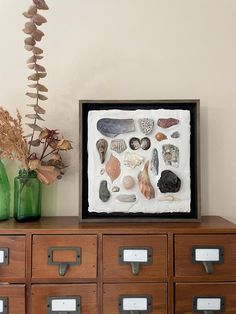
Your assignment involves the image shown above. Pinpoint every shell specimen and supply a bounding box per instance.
[138,161,155,200]
[110,139,127,154]
[129,137,151,150]
[140,137,151,150]
[99,180,111,202]
[162,144,179,168]
[124,152,144,169]
[116,194,137,202]
[151,148,159,176]
[129,137,140,150]
[23,0,49,143]
[123,176,135,189]
[105,154,121,182]
[139,118,154,135]
[96,139,108,164]
[112,186,120,192]
[157,118,179,128]
[97,118,135,137]
[157,170,181,193]
[155,132,167,142]
[171,131,180,138]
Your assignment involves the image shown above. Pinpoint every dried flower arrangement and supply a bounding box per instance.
[0,0,72,185]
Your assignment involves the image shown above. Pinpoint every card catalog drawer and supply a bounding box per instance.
[175,235,236,280]
[175,283,236,314]
[31,284,97,314]
[103,283,167,314]
[103,235,167,281]
[32,235,97,279]
[0,236,25,280]
[0,285,25,314]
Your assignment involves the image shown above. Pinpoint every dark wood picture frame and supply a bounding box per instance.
[79,99,200,222]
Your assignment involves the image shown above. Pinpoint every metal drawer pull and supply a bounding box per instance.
[119,247,153,276]
[192,247,224,274]
[47,297,80,313]
[0,248,9,266]
[48,247,81,276]
[119,295,152,314]
[192,296,225,314]
[0,297,8,314]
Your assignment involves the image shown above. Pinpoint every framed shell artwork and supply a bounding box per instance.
[79,100,200,222]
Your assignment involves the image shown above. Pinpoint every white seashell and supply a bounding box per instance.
[123,152,144,169]
[110,139,127,154]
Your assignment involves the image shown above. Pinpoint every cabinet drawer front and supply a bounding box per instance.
[31,284,97,314]
[103,283,167,314]
[0,236,25,279]
[32,235,97,279]
[0,285,25,314]
[103,235,167,281]
[175,235,236,280]
[175,283,236,314]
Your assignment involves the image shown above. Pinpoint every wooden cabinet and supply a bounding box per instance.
[0,216,235,313]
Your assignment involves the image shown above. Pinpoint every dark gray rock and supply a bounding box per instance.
[171,131,180,139]
[157,170,181,193]
[99,180,111,202]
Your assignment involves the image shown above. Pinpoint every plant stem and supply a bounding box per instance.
[41,149,58,160]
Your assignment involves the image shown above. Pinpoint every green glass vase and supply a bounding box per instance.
[14,170,41,222]
[0,160,10,221]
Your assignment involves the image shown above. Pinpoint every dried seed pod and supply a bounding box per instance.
[24,37,36,46]
[38,94,48,101]
[32,29,44,41]
[33,14,47,25]
[27,123,42,131]
[138,161,155,200]
[23,5,37,18]
[27,64,35,70]
[32,47,43,54]
[33,0,49,10]
[28,83,48,92]
[24,45,34,51]
[23,22,37,34]
[34,64,46,72]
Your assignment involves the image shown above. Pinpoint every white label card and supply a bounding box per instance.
[0,251,4,264]
[123,298,148,311]
[0,300,3,313]
[51,299,76,311]
[195,249,220,262]
[197,298,221,310]
[123,250,148,262]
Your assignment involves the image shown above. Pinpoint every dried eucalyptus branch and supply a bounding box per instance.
[22,0,49,154]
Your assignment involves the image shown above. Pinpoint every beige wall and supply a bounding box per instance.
[0,0,236,221]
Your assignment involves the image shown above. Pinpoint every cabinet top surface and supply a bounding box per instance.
[0,216,235,234]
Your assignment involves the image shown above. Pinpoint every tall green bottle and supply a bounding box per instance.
[0,160,10,221]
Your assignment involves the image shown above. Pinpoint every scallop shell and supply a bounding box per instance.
[105,154,121,182]
[110,139,127,154]
[124,152,144,169]
[155,132,167,142]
